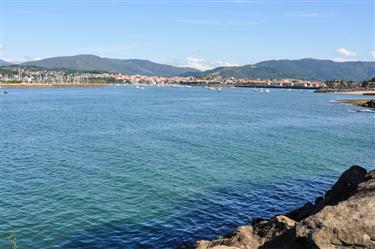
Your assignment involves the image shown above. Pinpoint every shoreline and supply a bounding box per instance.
[235,85,319,90]
[340,98,375,108]
[192,166,375,249]
[2,84,375,97]
[0,83,108,88]
[315,89,375,95]
[332,91,375,95]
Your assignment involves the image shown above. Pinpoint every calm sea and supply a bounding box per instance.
[1,86,374,249]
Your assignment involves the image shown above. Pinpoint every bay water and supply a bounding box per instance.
[1,86,374,248]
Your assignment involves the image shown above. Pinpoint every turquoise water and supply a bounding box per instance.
[1,86,374,249]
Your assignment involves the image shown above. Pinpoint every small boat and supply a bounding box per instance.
[265,89,270,93]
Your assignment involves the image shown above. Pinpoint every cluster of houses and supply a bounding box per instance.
[0,67,325,88]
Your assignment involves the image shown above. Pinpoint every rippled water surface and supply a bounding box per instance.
[1,86,374,248]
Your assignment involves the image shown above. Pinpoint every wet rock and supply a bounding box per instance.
[324,165,367,203]
[195,216,297,249]
[286,202,314,222]
[362,100,375,108]
[252,215,296,244]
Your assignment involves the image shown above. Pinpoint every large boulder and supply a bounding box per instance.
[362,100,375,108]
[196,215,297,249]
[286,165,367,221]
[193,166,374,249]
[296,169,375,248]
[196,226,260,249]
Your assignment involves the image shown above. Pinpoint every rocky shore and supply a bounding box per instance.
[315,89,375,95]
[193,166,375,249]
[342,99,375,108]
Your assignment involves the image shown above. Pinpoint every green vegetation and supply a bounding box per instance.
[361,77,375,88]
[0,80,22,84]
[8,234,17,249]
[323,77,375,90]
[324,80,356,89]
[3,56,375,81]
[21,54,200,76]
[194,59,375,81]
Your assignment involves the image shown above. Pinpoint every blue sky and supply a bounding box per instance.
[1,0,374,69]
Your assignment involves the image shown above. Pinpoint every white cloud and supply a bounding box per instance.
[1,56,42,63]
[185,57,238,71]
[370,51,375,60]
[333,57,348,62]
[336,48,357,57]
[24,56,42,61]
[1,57,12,62]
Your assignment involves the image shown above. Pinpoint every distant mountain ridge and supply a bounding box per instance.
[4,55,375,81]
[191,59,375,81]
[22,54,200,76]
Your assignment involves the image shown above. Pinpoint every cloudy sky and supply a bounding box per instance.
[1,0,374,69]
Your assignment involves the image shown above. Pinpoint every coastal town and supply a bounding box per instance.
[0,65,324,89]
[2,65,375,93]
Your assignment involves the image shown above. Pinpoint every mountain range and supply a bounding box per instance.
[193,59,375,81]
[2,55,375,81]
[22,55,199,77]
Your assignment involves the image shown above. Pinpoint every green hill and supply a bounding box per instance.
[22,54,200,76]
[14,56,375,81]
[193,59,375,81]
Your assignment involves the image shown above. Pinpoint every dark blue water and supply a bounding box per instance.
[1,86,374,248]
